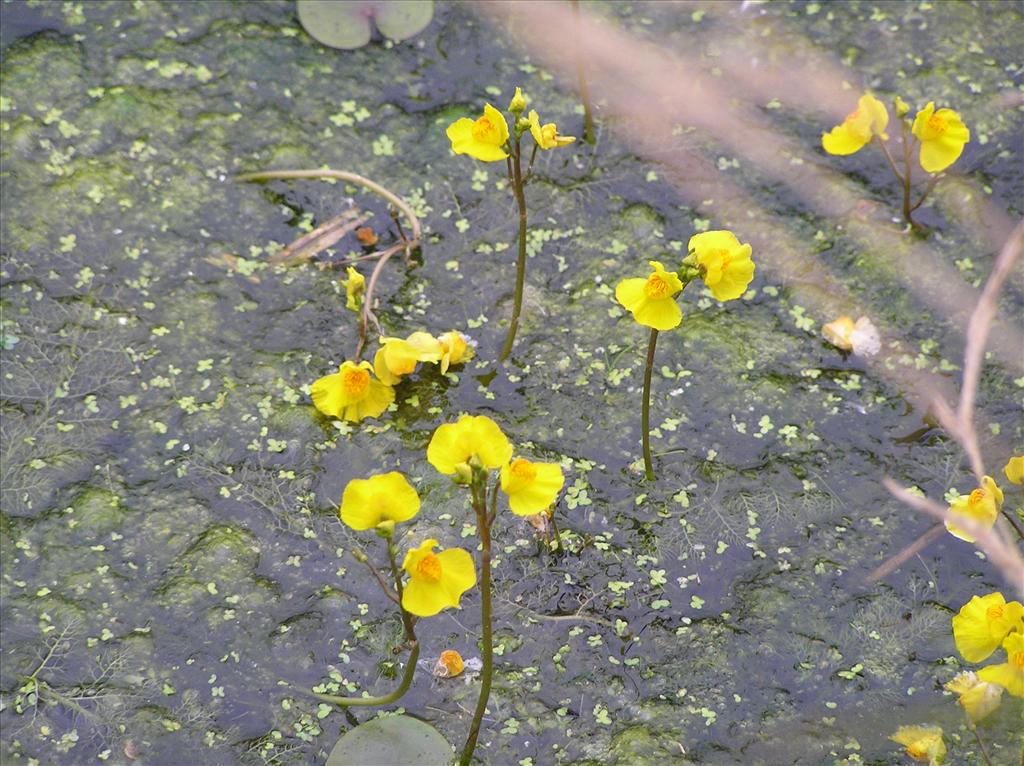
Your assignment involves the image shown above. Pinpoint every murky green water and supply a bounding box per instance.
[2,1,1022,764]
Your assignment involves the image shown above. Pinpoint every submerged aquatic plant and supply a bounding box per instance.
[615,231,754,480]
[928,591,1024,764]
[822,92,970,225]
[446,88,575,361]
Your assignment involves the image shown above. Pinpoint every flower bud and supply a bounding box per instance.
[508,87,527,115]
[453,462,473,484]
[894,95,910,118]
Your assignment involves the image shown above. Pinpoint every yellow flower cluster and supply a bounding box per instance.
[310,330,474,423]
[614,231,755,330]
[445,88,575,163]
[428,415,565,517]
[337,471,476,617]
[335,413,565,618]
[822,92,970,173]
[951,592,1024,700]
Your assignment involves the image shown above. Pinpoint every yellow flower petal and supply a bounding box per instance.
[401,540,476,617]
[632,295,683,330]
[340,472,420,531]
[822,121,871,155]
[822,316,855,351]
[373,347,402,386]
[446,105,509,162]
[527,109,575,150]
[311,361,395,422]
[501,458,565,516]
[944,671,1003,723]
[343,266,364,312]
[614,278,648,312]
[405,331,444,363]
[427,415,513,474]
[1005,455,1024,485]
[890,725,945,764]
[977,632,1024,698]
[614,262,683,330]
[945,475,1002,542]
[912,103,969,173]
[689,231,755,301]
[952,592,1023,663]
[822,93,888,155]
[437,331,473,373]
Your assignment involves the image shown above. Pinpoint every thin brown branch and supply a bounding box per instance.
[270,209,369,265]
[882,478,1024,595]
[236,168,422,247]
[937,220,1024,480]
[864,523,946,585]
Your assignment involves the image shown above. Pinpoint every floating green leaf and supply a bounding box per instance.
[325,715,453,766]
[296,0,434,50]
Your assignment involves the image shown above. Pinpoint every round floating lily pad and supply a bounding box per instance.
[296,0,373,50]
[325,714,453,766]
[296,0,434,50]
[373,0,434,42]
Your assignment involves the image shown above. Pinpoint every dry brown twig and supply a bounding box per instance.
[882,480,1024,597]
[872,222,1024,589]
[237,168,424,359]
[933,220,1024,481]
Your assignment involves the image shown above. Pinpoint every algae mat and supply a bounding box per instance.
[1,1,1022,764]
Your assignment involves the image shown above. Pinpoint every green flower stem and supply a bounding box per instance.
[642,327,659,481]
[500,135,529,362]
[909,173,942,214]
[971,725,994,766]
[313,641,420,708]
[900,120,916,225]
[315,540,419,708]
[386,541,417,641]
[460,478,495,766]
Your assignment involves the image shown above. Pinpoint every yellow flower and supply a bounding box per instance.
[311,360,394,422]
[978,632,1024,697]
[821,93,889,155]
[944,671,1003,722]
[446,104,509,162]
[340,472,420,531]
[952,592,1024,662]
[508,87,526,114]
[527,110,575,150]
[945,475,1003,543]
[894,95,910,118]
[912,102,969,173]
[343,266,364,312]
[427,415,513,475]
[1004,455,1024,485]
[614,260,684,330]
[500,457,565,516]
[373,332,444,385]
[822,315,880,356]
[688,230,755,302]
[437,330,474,373]
[890,725,945,765]
[401,539,476,617]
[433,649,465,678]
